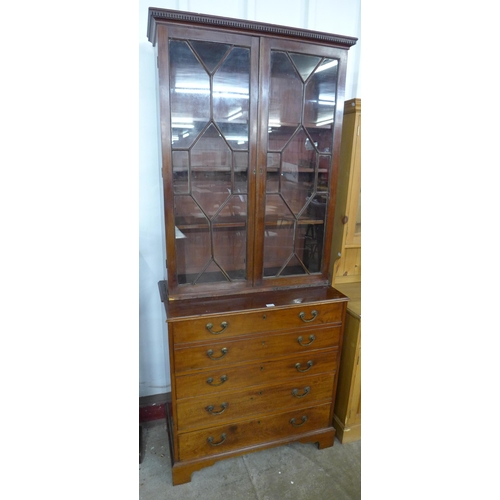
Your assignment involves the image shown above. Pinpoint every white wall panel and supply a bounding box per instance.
[182,0,247,18]
[253,0,307,27]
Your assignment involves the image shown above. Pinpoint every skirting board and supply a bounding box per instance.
[332,413,361,443]
[139,392,170,423]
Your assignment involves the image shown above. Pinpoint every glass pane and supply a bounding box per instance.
[214,47,250,151]
[289,53,321,82]
[304,58,338,153]
[169,40,210,148]
[172,151,189,194]
[190,41,231,73]
[300,221,323,273]
[200,261,228,283]
[282,254,307,276]
[281,128,316,217]
[234,152,248,194]
[174,195,211,284]
[266,153,280,193]
[264,50,338,278]
[318,155,331,192]
[191,124,232,219]
[263,194,294,277]
[169,36,252,287]
[268,125,297,152]
[268,52,302,154]
[213,196,247,281]
[269,51,302,131]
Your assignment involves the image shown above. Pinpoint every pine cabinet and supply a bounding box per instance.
[147,8,357,485]
[332,98,361,283]
[332,282,361,443]
[330,100,362,442]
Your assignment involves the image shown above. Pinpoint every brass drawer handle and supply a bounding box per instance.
[206,375,228,386]
[207,347,228,360]
[295,360,313,372]
[207,433,227,446]
[299,310,318,323]
[297,334,315,346]
[206,321,228,335]
[290,415,308,427]
[292,386,310,398]
[206,402,228,415]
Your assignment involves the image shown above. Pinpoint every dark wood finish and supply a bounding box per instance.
[171,302,343,343]
[147,8,358,48]
[150,8,356,300]
[147,8,356,485]
[161,282,347,316]
[163,286,347,485]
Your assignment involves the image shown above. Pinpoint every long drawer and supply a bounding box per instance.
[178,403,332,461]
[170,302,344,344]
[173,326,341,373]
[175,348,338,399]
[176,372,335,431]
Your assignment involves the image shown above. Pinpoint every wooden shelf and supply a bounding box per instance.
[176,218,325,231]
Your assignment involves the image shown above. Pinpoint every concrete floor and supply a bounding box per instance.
[139,420,361,500]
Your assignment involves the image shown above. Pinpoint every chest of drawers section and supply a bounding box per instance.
[162,285,348,485]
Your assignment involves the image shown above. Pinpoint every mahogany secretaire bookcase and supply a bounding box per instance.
[146,7,357,485]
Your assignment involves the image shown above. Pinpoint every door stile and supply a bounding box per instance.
[246,35,261,288]
[252,36,272,287]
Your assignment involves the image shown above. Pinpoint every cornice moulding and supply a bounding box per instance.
[147,8,358,49]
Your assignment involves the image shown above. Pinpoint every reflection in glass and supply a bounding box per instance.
[169,40,210,149]
[213,196,247,280]
[268,51,301,150]
[263,194,295,277]
[169,38,251,285]
[264,50,338,278]
[282,254,307,276]
[191,124,232,219]
[304,58,338,153]
[266,153,280,193]
[190,41,231,72]
[289,53,321,82]
[174,195,211,284]
[234,152,249,194]
[281,128,316,217]
[172,150,189,194]
[214,47,250,151]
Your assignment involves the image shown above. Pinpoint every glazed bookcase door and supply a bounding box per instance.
[157,24,259,298]
[256,38,347,288]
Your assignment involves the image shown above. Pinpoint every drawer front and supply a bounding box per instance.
[178,403,332,461]
[173,326,341,373]
[176,373,335,431]
[175,349,338,399]
[171,302,344,344]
